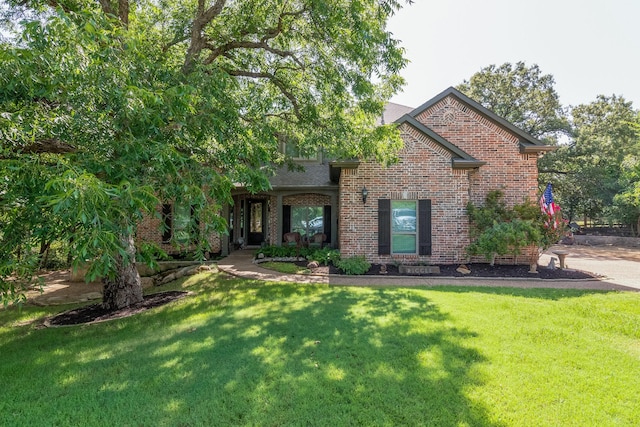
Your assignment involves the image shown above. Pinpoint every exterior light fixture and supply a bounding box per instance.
[361,186,368,204]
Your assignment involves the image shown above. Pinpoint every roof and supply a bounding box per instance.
[380,102,414,125]
[268,162,337,189]
[265,87,555,188]
[407,87,555,154]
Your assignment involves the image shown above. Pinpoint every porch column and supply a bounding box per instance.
[276,194,283,247]
[331,192,338,248]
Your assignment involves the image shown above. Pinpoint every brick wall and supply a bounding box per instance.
[136,204,222,256]
[415,96,539,205]
[339,94,540,265]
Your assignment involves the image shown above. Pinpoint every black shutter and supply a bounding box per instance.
[418,199,432,255]
[162,204,172,243]
[378,199,391,255]
[323,205,331,243]
[282,205,291,237]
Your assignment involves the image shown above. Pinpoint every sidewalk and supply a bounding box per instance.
[26,244,639,306]
[217,246,639,292]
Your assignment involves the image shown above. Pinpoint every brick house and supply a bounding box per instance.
[138,87,554,264]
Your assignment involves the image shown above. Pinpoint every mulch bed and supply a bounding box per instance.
[298,262,597,280]
[45,291,188,327]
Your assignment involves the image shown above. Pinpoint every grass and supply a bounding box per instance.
[259,261,311,274]
[1,274,640,426]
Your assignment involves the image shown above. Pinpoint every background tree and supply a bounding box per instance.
[0,0,407,307]
[541,95,639,229]
[457,61,570,142]
[611,120,640,234]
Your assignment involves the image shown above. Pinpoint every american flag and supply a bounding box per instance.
[540,183,560,228]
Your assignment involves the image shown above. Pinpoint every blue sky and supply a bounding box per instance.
[387,0,640,110]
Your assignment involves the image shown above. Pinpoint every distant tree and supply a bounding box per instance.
[457,62,570,142]
[540,95,639,227]
[0,0,407,307]
[612,120,640,235]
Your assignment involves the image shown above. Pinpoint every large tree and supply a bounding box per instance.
[542,95,639,228]
[0,0,407,307]
[457,61,570,142]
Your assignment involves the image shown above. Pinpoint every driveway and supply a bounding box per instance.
[540,244,640,290]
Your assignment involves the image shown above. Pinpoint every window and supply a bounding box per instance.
[378,199,431,255]
[162,203,199,244]
[291,206,324,239]
[391,201,417,253]
[283,204,331,243]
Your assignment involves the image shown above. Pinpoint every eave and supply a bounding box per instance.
[519,143,557,154]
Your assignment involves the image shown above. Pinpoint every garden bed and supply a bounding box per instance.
[289,261,596,280]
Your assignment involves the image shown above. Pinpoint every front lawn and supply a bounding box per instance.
[1,274,639,426]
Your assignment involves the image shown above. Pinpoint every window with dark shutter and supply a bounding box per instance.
[378,199,391,255]
[379,199,432,255]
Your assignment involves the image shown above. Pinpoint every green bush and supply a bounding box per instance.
[256,245,317,259]
[466,219,542,265]
[466,190,566,265]
[307,247,341,265]
[256,245,341,263]
[335,255,371,275]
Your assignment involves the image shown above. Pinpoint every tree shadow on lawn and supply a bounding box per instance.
[424,285,620,301]
[2,276,504,426]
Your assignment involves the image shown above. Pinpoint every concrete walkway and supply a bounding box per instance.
[26,243,639,305]
[218,244,639,292]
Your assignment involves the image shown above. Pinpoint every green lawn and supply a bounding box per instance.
[1,274,639,426]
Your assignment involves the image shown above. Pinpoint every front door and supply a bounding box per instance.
[247,199,266,245]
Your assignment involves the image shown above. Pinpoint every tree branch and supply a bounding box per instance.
[225,69,301,119]
[118,0,129,29]
[98,0,115,17]
[538,169,571,175]
[18,139,76,155]
[203,40,302,67]
[162,34,190,53]
[182,0,227,74]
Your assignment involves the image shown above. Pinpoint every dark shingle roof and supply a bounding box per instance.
[380,102,414,125]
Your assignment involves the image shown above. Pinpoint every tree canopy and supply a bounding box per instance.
[457,61,570,143]
[0,0,408,307]
[541,95,640,228]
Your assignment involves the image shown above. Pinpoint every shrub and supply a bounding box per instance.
[467,219,542,265]
[335,255,371,275]
[256,245,299,258]
[467,191,566,265]
[307,248,341,266]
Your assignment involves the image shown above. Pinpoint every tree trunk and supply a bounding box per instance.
[102,233,143,310]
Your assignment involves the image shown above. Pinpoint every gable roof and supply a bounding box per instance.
[407,87,555,154]
[395,114,486,169]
